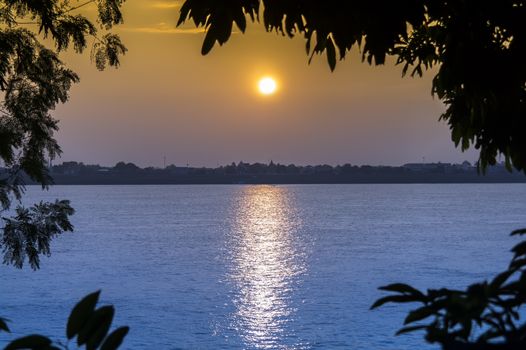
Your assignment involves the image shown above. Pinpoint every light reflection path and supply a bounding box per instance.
[227,186,307,349]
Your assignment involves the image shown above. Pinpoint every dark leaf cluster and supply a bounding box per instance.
[1,199,74,269]
[177,0,526,174]
[178,0,259,55]
[2,291,129,350]
[371,228,526,350]
[0,0,126,270]
[0,3,128,349]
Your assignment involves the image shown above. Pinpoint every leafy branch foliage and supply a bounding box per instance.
[371,228,526,350]
[0,291,129,350]
[1,2,128,344]
[177,0,526,174]
[0,0,126,269]
[2,199,74,269]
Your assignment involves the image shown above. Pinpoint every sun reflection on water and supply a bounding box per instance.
[227,185,307,349]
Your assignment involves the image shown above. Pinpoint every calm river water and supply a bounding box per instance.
[1,184,525,349]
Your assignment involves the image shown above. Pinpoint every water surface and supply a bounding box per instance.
[1,184,525,349]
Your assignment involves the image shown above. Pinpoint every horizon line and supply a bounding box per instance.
[46,159,481,170]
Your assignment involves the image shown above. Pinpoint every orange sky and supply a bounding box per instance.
[54,0,477,167]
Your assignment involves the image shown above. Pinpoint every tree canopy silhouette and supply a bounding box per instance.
[371,228,526,350]
[177,2,526,349]
[1,2,129,348]
[177,0,526,173]
[0,0,126,269]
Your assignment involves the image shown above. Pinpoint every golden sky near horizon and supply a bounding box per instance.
[53,0,477,167]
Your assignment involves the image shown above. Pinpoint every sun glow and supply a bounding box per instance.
[258,77,277,95]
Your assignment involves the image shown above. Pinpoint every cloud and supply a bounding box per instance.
[120,22,205,34]
[151,1,182,9]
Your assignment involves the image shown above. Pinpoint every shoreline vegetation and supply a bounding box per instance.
[6,160,526,185]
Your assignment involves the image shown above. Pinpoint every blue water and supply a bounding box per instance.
[1,184,525,349]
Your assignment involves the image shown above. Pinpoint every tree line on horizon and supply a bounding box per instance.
[4,159,519,185]
[42,160,483,176]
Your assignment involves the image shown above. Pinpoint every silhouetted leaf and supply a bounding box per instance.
[510,258,526,270]
[404,306,436,324]
[371,295,418,309]
[201,26,217,55]
[232,8,246,32]
[5,335,51,350]
[490,270,515,290]
[177,1,191,26]
[396,325,428,336]
[67,291,100,339]
[326,38,336,71]
[379,283,425,298]
[214,12,233,44]
[85,307,115,350]
[77,306,114,346]
[0,317,10,333]
[100,326,129,350]
[512,241,526,259]
[511,228,526,236]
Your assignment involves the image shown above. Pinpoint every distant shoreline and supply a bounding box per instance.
[11,160,526,185]
[45,172,526,185]
[29,181,526,186]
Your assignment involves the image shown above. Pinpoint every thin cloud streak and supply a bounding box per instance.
[120,23,205,34]
[151,1,182,9]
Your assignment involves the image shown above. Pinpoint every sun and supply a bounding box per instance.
[258,77,277,95]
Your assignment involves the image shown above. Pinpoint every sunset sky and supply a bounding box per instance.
[54,0,477,167]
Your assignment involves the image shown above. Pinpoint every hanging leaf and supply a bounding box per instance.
[67,291,101,339]
[100,326,130,350]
